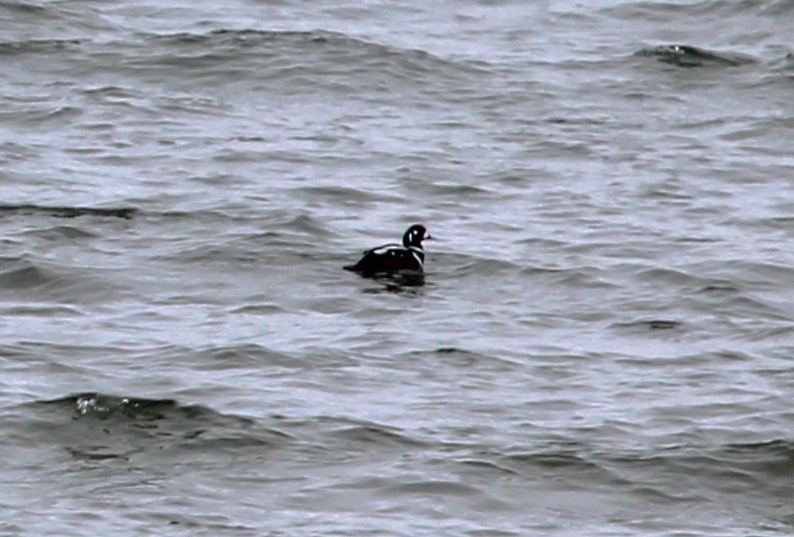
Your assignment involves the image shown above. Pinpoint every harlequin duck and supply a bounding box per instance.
[344,224,433,274]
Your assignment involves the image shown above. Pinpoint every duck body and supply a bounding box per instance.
[344,224,432,275]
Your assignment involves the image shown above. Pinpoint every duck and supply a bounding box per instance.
[344,224,432,275]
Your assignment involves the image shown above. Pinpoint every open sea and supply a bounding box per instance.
[2,0,794,535]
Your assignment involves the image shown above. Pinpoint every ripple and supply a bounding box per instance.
[612,319,684,332]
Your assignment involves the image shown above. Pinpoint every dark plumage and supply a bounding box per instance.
[344,224,432,275]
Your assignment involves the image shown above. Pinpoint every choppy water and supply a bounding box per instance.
[2,0,794,535]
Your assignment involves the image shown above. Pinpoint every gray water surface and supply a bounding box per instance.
[1,1,793,535]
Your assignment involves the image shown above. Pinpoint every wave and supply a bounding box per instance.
[0,255,125,303]
[605,0,793,22]
[7,388,794,528]
[3,27,491,109]
[634,44,757,68]
[0,204,137,219]
[1,0,113,38]
[25,393,293,460]
[0,38,82,56]
[139,28,486,75]
[89,28,492,100]
[462,437,794,526]
[16,393,437,463]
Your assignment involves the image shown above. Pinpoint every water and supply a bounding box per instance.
[2,0,794,535]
